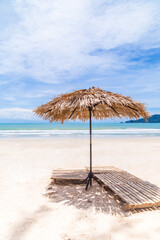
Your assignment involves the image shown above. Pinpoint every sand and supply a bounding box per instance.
[0,137,160,240]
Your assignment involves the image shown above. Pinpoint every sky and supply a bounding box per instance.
[0,0,160,122]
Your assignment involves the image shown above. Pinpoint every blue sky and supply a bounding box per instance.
[0,0,160,122]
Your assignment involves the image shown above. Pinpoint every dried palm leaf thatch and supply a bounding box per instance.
[33,87,150,123]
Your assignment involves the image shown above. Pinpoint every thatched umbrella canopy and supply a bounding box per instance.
[33,87,150,190]
[34,87,149,123]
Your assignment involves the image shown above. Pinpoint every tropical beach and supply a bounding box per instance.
[1,0,160,239]
[1,129,160,239]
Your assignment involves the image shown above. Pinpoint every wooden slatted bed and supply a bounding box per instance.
[50,167,160,210]
[93,167,160,210]
[51,169,87,185]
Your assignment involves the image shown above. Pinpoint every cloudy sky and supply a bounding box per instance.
[0,0,160,122]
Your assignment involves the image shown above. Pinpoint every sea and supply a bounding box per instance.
[0,122,160,138]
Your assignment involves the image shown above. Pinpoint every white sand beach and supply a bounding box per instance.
[1,137,160,240]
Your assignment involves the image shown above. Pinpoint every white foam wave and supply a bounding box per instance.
[0,128,160,136]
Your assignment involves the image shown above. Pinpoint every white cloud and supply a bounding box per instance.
[0,108,35,120]
[0,0,160,82]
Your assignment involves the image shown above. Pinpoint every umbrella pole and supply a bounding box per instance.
[89,107,92,183]
[84,107,93,190]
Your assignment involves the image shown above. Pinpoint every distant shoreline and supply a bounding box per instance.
[123,114,160,123]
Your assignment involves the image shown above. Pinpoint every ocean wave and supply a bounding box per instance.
[0,128,160,137]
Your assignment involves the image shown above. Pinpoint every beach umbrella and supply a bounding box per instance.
[33,87,150,190]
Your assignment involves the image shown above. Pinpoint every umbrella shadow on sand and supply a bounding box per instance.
[45,180,160,217]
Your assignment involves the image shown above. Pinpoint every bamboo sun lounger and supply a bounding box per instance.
[51,167,160,210]
[94,167,160,210]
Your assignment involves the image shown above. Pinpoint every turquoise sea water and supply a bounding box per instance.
[0,123,160,138]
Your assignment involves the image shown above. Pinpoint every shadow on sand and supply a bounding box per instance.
[46,180,160,217]
[9,205,51,240]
